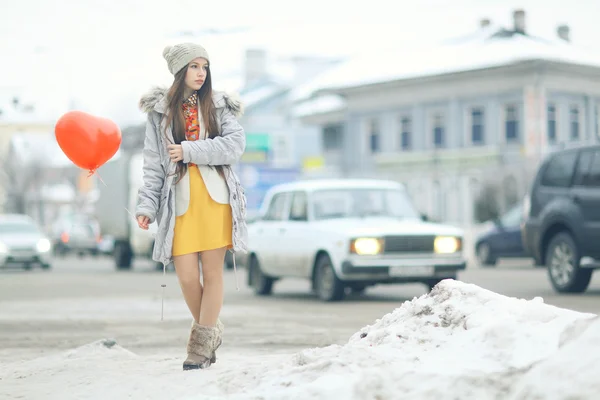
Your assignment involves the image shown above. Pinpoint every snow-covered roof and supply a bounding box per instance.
[8,132,73,168]
[240,82,288,110]
[0,87,70,124]
[292,94,345,118]
[302,29,600,95]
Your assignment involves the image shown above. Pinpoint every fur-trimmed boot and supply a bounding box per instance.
[211,319,224,364]
[183,321,220,371]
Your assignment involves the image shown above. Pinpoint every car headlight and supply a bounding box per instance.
[434,236,461,254]
[350,238,384,255]
[0,241,7,254]
[37,238,51,253]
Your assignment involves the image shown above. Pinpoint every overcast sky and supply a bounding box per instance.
[1,0,599,126]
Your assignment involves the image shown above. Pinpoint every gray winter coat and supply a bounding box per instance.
[135,87,248,266]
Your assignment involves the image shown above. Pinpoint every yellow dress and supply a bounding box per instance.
[172,93,233,256]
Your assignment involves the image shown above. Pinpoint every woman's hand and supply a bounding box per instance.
[167,144,183,162]
[137,215,150,230]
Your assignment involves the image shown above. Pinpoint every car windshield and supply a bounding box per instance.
[311,188,421,220]
[0,221,40,234]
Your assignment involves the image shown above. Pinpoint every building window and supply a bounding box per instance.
[570,105,580,140]
[505,105,519,142]
[433,113,445,148]
[547,104,557,144]
[471,108,485,145]
[369,119,380,153]
[399,116,411,150]
[322,124,343,151]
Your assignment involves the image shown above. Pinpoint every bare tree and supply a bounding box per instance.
[0,138,47,217]
[473,182,501,223]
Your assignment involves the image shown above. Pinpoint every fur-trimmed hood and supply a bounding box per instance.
[139,86,244,118]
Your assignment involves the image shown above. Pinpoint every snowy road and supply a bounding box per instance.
[1,256,600,399]
[1,256,600,364]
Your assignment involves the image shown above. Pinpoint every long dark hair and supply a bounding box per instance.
[163,62,222,183]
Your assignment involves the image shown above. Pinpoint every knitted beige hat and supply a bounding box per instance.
[162,43,210,76]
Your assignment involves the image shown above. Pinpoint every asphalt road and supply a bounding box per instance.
[1,255,599,363]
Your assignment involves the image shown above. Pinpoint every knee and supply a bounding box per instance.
[178,271,199,287]
[202,265,223,284]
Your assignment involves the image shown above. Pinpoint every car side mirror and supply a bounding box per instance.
[493,218,504,229]
[421,214,429,221]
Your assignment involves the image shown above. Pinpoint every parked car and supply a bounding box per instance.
[0,214,52,270]
[521,144,600,293]
[245,179,466,301]
[475,203,527,266]
[51,220,99,257]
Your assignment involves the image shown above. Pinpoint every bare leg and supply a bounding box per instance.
[198,247,227,327]
[173,252,203,322]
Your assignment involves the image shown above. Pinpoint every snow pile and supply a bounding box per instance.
[2,280,599,400]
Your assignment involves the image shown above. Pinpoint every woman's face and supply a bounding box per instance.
[184,57,208,91]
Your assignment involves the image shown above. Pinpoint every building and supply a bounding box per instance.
[293,10,600,227]
[234,50,342,209]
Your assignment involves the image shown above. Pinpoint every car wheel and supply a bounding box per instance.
[546,232,592,293]
[476,242,497,267]
[41,263,51,270]
[314,254,345,302]
[248,255,273,296]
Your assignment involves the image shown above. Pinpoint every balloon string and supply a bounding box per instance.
[84,170,139,234]
[85,168,133,220]
[124,207,136,220]
[90,170,108,187]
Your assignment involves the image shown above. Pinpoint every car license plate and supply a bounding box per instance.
[389,265,434,276]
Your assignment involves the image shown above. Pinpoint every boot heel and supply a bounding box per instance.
[183,356,211,371]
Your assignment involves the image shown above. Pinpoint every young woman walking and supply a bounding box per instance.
[135,42,247,370]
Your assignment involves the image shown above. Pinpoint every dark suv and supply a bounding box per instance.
[521,144,600,293]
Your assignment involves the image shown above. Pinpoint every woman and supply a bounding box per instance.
[135,42,247,370]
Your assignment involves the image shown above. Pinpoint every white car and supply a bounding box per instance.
[246,179,466,301]
[0,214,53,270]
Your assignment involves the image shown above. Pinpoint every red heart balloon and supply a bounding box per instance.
[54,111,122,172]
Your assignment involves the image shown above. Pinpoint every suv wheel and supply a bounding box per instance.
[546,232,593,293]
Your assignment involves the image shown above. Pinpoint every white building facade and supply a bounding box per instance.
[294,11,600,228]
